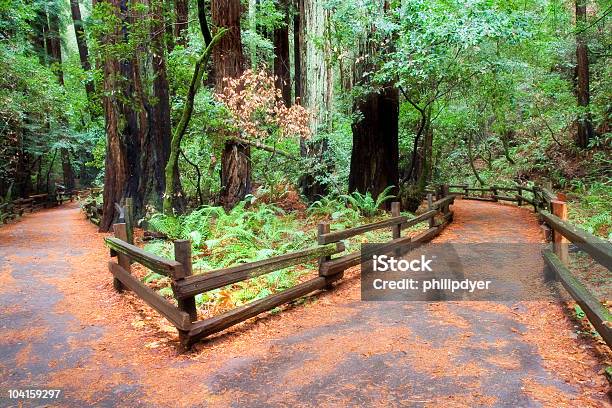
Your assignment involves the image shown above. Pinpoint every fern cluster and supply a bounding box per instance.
[143,193,402,312]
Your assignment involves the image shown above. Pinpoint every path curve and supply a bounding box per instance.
[0,200,609,407]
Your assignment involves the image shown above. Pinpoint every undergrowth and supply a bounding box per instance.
[142,194,416,314]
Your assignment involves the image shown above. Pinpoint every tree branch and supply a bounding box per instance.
[228,136,299,160]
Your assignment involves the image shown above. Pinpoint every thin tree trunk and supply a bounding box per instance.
[46,149,58,193]
[47,11,79,192]
[174,0,188,46]
[401,105,432,212]
[248,0,257,68]
[501,129,515,164]
[46,11,63,84]
[212,0,250,210]
[162,10,225,214]
[575,0,594,148]
[61,148,76,189]
[468,133,485,187]
[274,0,291,106]
[293,0,302,103]
[69,0,95,97]
[180,149,204,205]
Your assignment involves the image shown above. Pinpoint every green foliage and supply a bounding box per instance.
[143,194,399,310]
[567,182,612,240]
[341,186,395,217]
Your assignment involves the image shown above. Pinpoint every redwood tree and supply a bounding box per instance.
[274,0,291,106]
[575,0,594,148]
[174,0,188,46]
[69,0,94,98]
[139,0,174,213]
[212,0,250,210]
[98,0,143,231]
[348,86,399,199]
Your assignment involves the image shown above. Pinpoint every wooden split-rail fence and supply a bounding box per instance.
[105,192,456,347]
[446,182,612,348]
[0,188,89,224]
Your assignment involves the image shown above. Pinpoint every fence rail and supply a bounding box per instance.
[1,190,82,224]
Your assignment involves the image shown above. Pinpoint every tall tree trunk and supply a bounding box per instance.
[99,0,143,231]
[139,1,175,215]
[293,0,302,103]
[348,87,399,201]
[174,0,188,46]
[298,0,332,200]
[274,0,291,106]
[47,11,79,192]
[69,0,95,97]
[575,0,594,148]
[212,0,250,210]
[248,0,257,68]
[45,11,63,84]
[348,3,398,203]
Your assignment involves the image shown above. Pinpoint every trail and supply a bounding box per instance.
[0,200,609,407]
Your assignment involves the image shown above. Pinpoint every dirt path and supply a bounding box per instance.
[0,200,610,407]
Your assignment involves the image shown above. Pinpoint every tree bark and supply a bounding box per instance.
[348,87,399,201]
[46,11,64,84]
[212,0,250,210]
[69,0,95,97]
[140,1,175,214]
[99,0,143,231]
[174,0,189,46]
[61,148,76,189]
[274,0,291,106]
[575,0,594,148]
[47,11,79,192]
[293,0,302,102]
[401,104,432,212]
[298,0,332,200]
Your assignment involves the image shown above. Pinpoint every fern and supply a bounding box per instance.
[341,186,395,217]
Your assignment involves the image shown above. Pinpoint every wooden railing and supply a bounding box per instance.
[0,191,78,224]
[105,191,456,347]
[450,181,611,348]
[318,195,454,277]
[446,183,561,213]
[542,211,612,348]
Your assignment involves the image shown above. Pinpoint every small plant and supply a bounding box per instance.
[341,186,395,217]
[307,195,360,222]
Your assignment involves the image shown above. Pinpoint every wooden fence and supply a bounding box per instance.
[449,181,611,348]
[105,192,455,347]
[0,190,82,224]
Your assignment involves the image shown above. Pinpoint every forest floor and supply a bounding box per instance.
[0,200,610,407]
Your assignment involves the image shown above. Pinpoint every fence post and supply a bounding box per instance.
[427,193,435,227]
[517,187,523,206]
[532,187,539,212]
[112,223,130,292]
[441,184,450,215]
[391,201,401,239]
[317,222,339,288]
[125,197,134,245]
[173,240,198,322]
[551,200,569,265]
